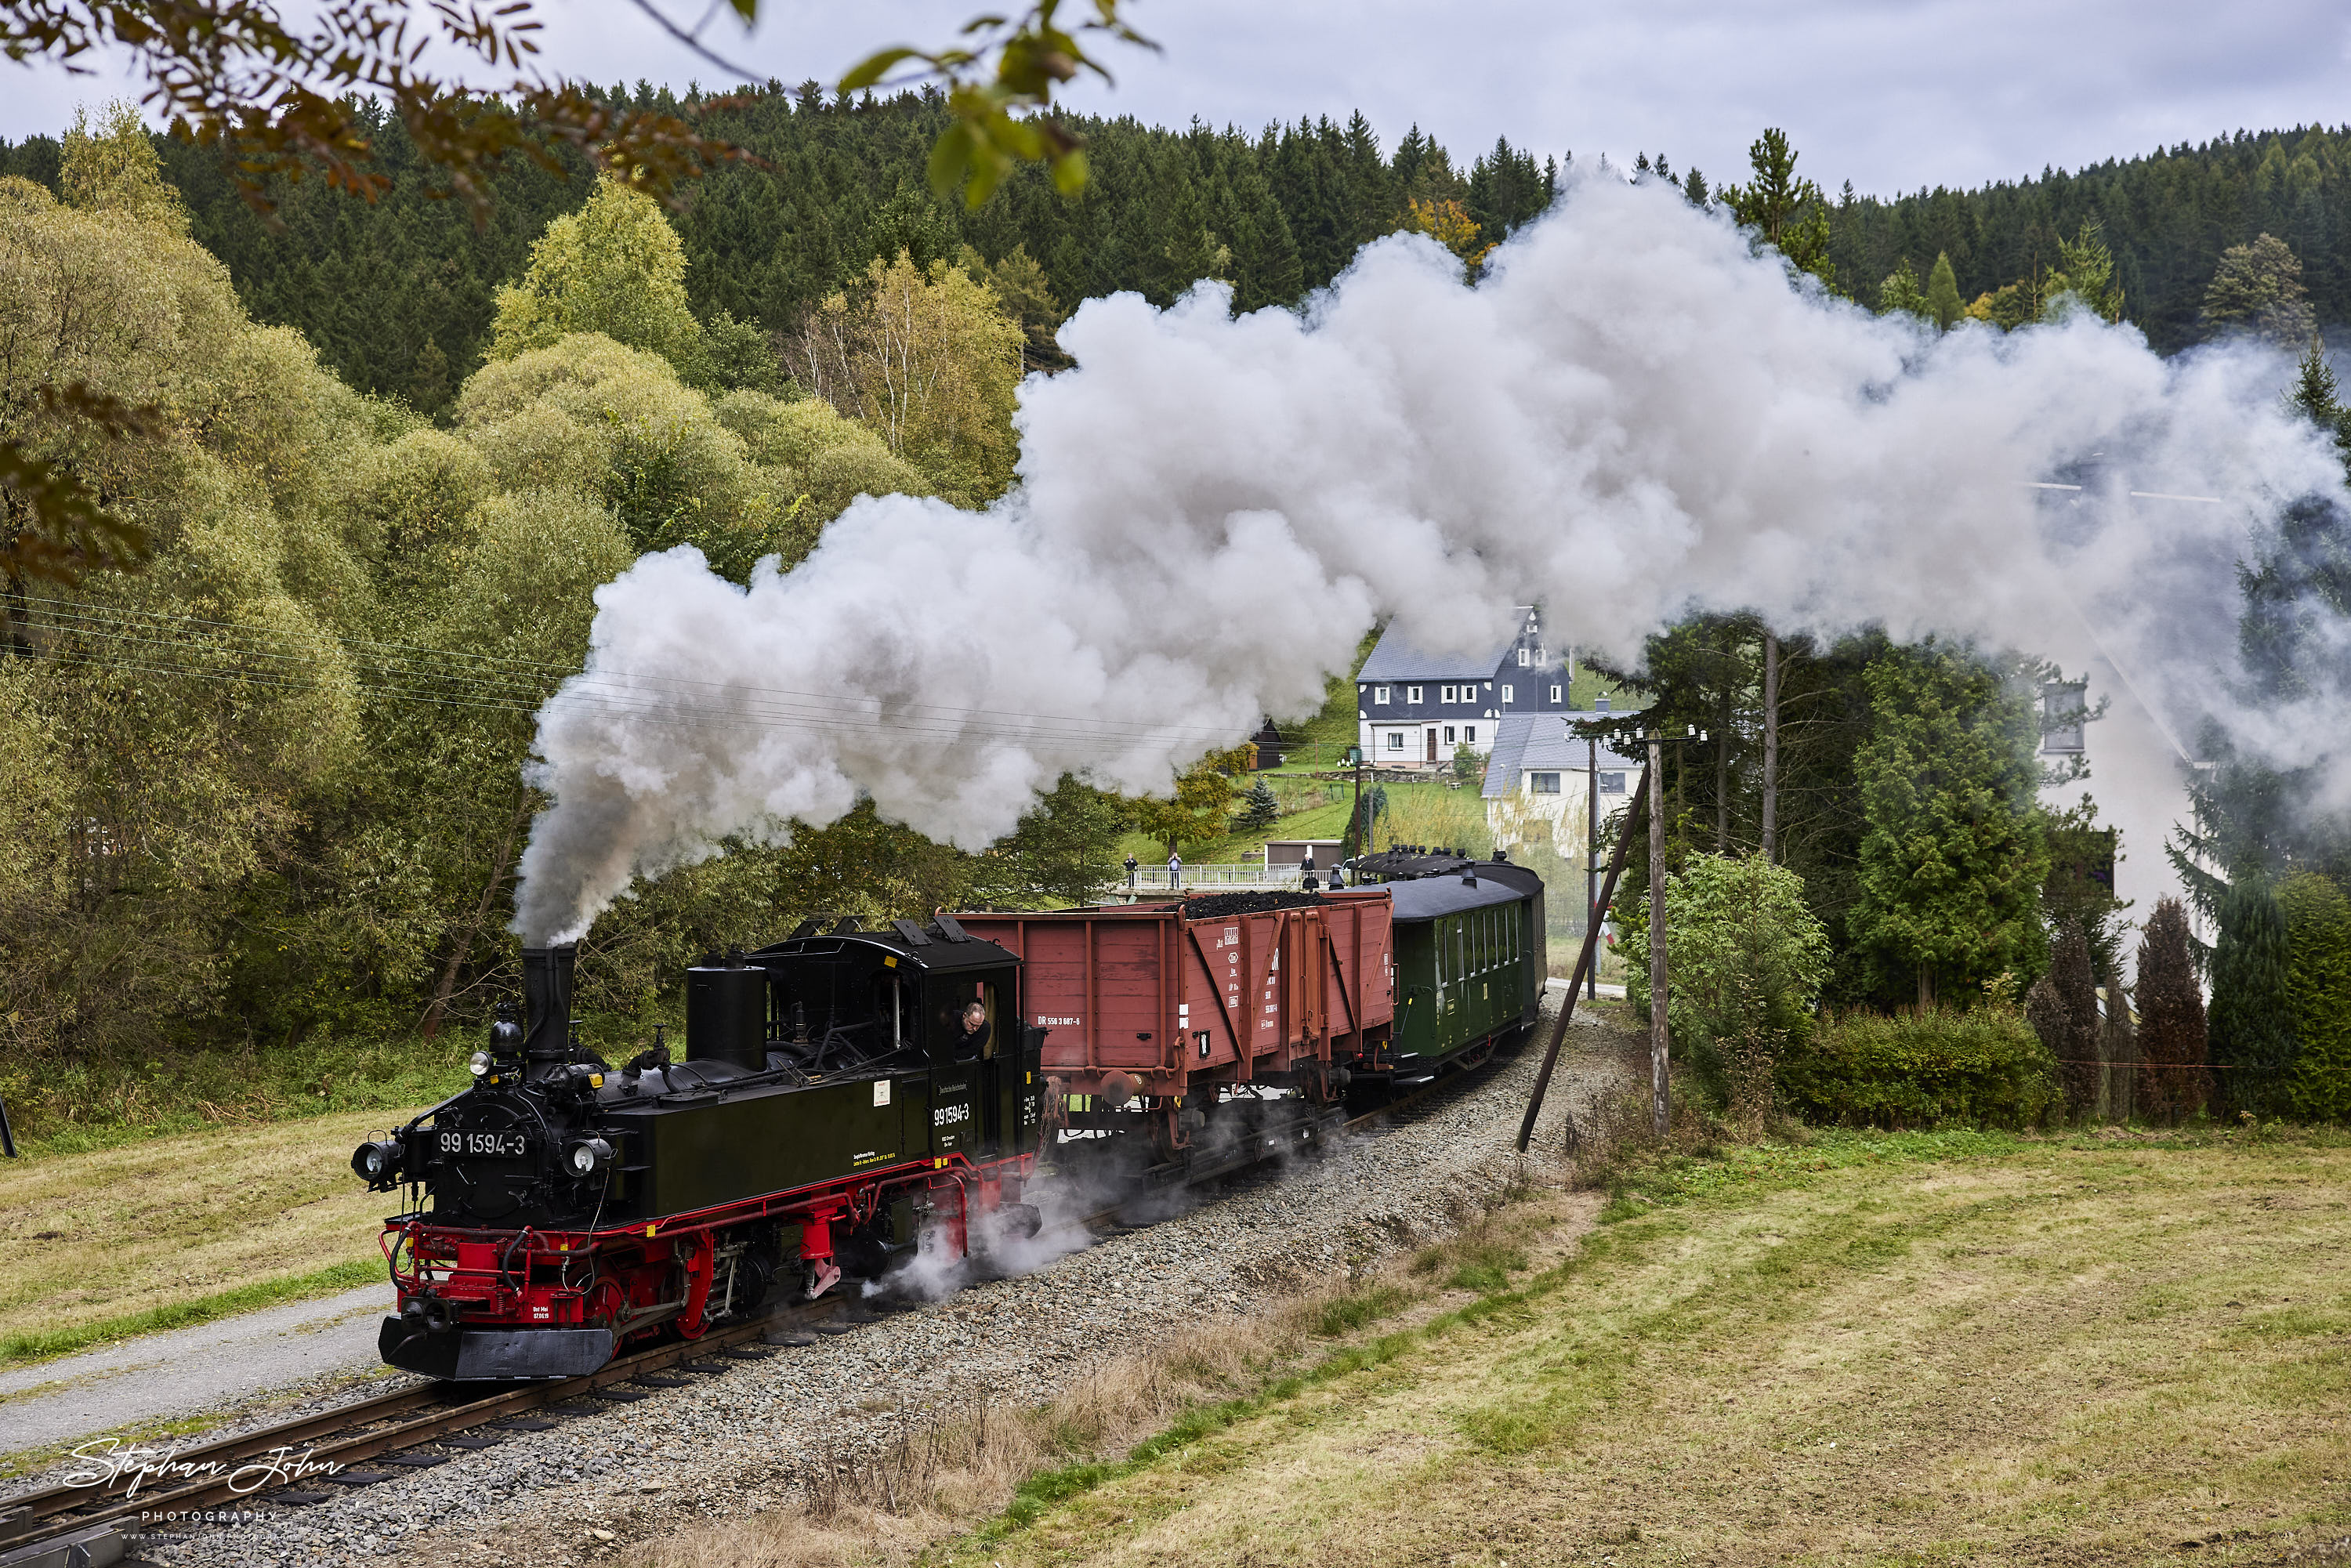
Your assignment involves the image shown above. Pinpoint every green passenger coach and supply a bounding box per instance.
[1348,850,1547,1085]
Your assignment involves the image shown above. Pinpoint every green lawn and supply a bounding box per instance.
[945,1127,2351,1567]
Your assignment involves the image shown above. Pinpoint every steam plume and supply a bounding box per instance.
[513,174,2346,943]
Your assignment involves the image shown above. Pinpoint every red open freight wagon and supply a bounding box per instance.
[955,892,1395,1153]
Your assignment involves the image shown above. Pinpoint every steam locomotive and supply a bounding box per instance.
[354,853,1542,1382]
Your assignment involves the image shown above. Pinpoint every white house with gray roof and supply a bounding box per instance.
[1483,708,1643,863]
[1356,605,1573,765]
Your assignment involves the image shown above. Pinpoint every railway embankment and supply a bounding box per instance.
[85,1001,1634,1568]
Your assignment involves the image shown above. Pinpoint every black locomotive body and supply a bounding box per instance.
[356,918,1042,1380]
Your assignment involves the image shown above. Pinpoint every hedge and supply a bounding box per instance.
[1777,1008,2063,1129]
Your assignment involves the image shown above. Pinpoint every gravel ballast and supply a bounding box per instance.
[109,1010,1631,1568]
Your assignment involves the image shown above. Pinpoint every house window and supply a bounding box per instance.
[1599,772,1626,794]
[1374,686,1390,704]
[1407,685,1423,704]
[1549,684,1563,704]
[2041,682,2086,755]
[1500,684,1513,702]
[1443,726,1456,744]
[1440,684,1455,703]
[1531,771,1561,795]
[1517,647,1530,666]
[1464,725,1476,744]
[1386,730,1405,751]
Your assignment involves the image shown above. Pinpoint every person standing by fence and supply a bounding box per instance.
[1125,854,1138,890]
[1168,850,1182,890]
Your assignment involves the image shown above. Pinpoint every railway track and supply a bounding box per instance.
[0,1032,1530,1568]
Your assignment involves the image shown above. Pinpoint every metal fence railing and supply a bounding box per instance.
[1112,863,1310,894]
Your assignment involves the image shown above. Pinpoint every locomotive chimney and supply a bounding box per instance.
[522,944,577,1061]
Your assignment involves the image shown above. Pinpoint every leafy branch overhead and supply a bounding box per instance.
[841,0,1155,207]
[0,0,741,216]
[2,382,161,586]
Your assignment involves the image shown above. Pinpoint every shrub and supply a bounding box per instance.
[2280,871,2351,1121]
[1777,1007,2061,1128]
[1615,853,1831,1106]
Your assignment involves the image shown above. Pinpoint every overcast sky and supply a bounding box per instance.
[5,0,2349,197]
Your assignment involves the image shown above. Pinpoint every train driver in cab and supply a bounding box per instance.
[956,999,992,1060]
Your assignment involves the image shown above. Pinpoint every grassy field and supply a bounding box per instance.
[653,1122,2351,1568]
[936,1127,2351,1566]
[0,1106,415,1367]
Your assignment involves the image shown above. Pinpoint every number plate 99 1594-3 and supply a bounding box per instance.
[440,1129,528,1158]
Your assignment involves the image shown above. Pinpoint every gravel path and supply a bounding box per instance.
[0,1285,396,1460]
[104,1008,1633,1568]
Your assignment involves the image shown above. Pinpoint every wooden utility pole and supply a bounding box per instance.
[1649,730,1669,1135]
[1761,632,1780,864]
[1516,764,1651,1153]
[1585,733,1599,1001]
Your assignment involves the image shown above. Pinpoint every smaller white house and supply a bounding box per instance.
[1483,708,1643,863]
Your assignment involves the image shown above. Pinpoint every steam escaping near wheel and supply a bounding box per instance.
[512,173,2349,944]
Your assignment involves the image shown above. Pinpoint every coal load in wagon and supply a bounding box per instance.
[1179,889,1329,919]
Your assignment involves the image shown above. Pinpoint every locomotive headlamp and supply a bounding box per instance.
[565,1137,614,1177]
[350,1136,405,1187]
[469,1051,491,1077]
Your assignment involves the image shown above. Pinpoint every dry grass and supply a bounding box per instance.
[632,1187,1594,1568]
[906,1128,2351,1567]
[0,1107,403,1356]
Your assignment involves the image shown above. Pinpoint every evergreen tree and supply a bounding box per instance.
[1233,777,1281,833]
[2024,971,2070,1059]
[2049,920,2100,1117]
[2134,896,2211,1121]
[2208,876,2295,1116]
[2281,870,2351,1120]
[2045,221,2125,323]
[1848,643,2050,1007]
[2288,333,2351,473]
[1720,128,1836,293]
[1877,257,1927,317]
[1925,252,1965,331]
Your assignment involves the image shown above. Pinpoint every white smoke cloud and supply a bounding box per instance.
[512,173,2347,944]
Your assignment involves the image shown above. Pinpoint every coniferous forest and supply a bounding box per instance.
[7,86,2342,406]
